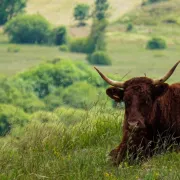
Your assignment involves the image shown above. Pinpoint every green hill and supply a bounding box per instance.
[26,0,142,25]
[118,0,180,26]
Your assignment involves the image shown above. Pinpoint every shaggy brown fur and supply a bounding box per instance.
[106,77,180,166]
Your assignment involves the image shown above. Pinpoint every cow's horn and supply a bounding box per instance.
[153,60,180,85]
[94,67,124,88]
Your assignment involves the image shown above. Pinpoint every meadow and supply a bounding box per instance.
[0,0,180,179]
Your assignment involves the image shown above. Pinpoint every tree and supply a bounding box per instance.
[0,0,27,25]
[94,0,109,21]
[88,0,109,52]
[73,4,90,26]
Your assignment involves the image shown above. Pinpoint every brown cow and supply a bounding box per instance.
[95,61,180,166]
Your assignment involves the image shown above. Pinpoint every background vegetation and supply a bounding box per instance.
[0,0,180,179]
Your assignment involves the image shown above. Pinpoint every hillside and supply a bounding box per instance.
[26,0,142,25]
[118,0,180,26]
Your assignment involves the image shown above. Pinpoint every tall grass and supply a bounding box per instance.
[0,105,180,180]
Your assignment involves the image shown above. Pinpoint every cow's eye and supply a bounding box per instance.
[142,98,150,105]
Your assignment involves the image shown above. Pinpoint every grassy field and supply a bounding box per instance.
[0,43,85,76]
[0,1,180,179]
[0,107,180,180]
[1,32,180,83]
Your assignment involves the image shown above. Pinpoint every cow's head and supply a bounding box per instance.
[95,61,180,130]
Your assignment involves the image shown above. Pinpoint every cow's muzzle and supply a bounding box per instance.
[128,120,146,130]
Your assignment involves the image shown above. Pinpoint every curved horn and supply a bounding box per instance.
[94,67,124,88]
[153,60,180,85]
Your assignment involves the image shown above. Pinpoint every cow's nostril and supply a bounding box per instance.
[128,121,138,129]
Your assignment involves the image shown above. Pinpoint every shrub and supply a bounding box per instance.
[0,104,29,136]
[146,37,167,50]
[59,45,69,52]
[87,51,112,65]
[4,14,51,44]
[70,37,94,53]
[126,23,133,32]
[7,45,20,53]
[0,77,45,112]
[18,59,107,100]
[73,4,90,26]
[52,26,68,45]
[62,82,101,109]
[142,0,168,6]
[43,87,64,110]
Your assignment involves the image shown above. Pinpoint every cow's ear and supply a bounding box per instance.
[106,87,124,102]
[153,83,169,99]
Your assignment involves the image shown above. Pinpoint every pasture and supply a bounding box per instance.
[0,0,180,179]
[1,29,180,83]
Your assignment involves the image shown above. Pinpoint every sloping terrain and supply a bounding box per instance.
[26,0,142,25]
[118,0,180,25]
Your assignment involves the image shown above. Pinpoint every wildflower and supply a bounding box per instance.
[104,172,110,177]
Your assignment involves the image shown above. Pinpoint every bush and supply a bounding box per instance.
[87,51,112,65]
[142,0,168,6]
[52,26,68,45]
[146,37,167,50]
[126,23,133,32]
[7,45,20,53]
[62,82,101,109]
[59,45,69,52]
[70,37,94,53]
[74,4,90,26]
[19,59,106,99]
[4,14,51,44]
[0,104,29,136]
[0,77,45,113]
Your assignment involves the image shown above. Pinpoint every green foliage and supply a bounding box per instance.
[59,45,69,52]
[19,59,105,99]
[70,37,94,53]
[52,26,68,45]
[0,104,29,136]
[7,45,20,53]
[126,23,134,32]
[43,87,64,110]
[87,51,112,65]
[31,111,59,124]
[74,4,90,26]
[94,0,109,21]
[0,77,45,113]
[0,0,27,25]
[142,0,168,6]
[146,37,167,50]
[62,82,101,109]
[90,19,108,52]
[88,0,109,54]
[4,14,51,44]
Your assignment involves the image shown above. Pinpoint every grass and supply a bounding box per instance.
[0,107,180,180]
[118,0,180,25]
[0,1,180,179]
[26,0,142,25]
[1,31,180,83]
[0,43,86,76]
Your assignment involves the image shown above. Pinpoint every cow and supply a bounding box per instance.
[94,61,180,166]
